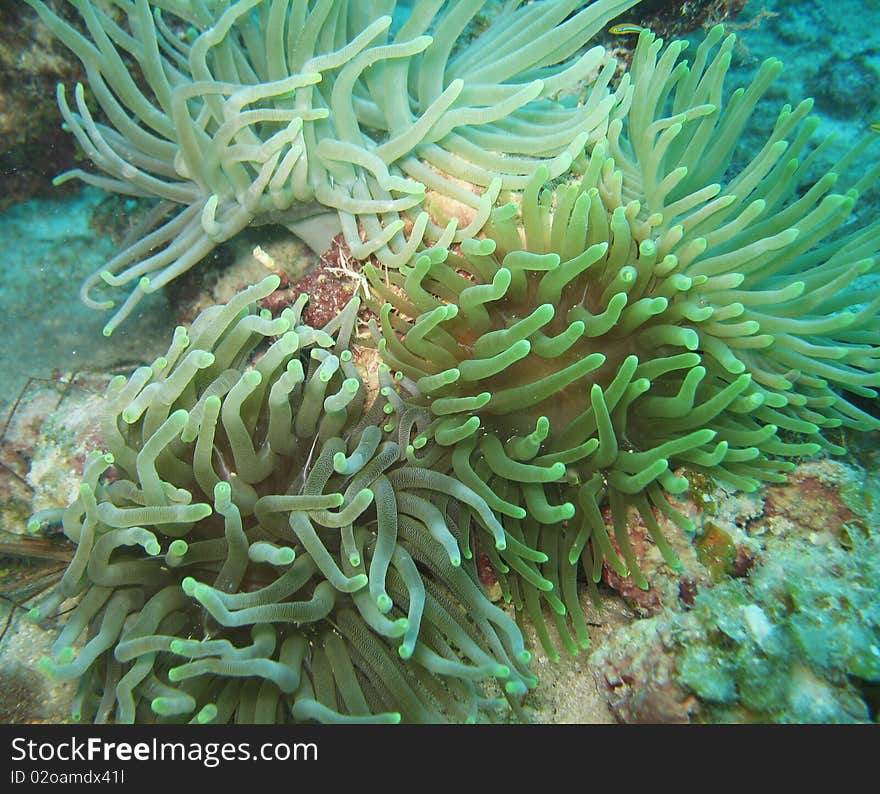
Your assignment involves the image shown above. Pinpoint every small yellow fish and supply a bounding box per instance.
[871,121,880,134]
[608,23,646,35]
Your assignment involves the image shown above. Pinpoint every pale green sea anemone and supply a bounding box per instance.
[26,0,637,334]
[32,276,538,723]
[367,26,880,657]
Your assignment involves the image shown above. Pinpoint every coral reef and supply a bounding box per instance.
[13,1,880,726]
[678,524,880,723]
[594,522,880,724]
[592,458,880,724]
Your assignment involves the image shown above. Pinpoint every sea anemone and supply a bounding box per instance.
[25,0,637,334]
[367,27,880,657]
[32,275,538,723]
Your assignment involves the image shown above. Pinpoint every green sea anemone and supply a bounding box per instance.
[32,275,538,723]
[367,26,880,657]
[26,0,637,334]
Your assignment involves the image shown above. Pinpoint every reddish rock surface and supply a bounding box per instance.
[263,234,367,329]
[760,470,857,537]
[591,619,697,723]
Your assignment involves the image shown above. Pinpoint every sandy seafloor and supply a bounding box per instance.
[0,0,879,724]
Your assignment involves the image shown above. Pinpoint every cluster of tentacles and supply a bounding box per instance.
[24,0,637,334]
[365,26,880,656]
[33,276,537,723]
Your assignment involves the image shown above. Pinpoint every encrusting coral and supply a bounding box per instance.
[25,0,638,334]
[368,27,880,657]
[675,524,880,723]
[31,276,538,723]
